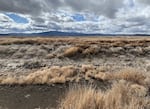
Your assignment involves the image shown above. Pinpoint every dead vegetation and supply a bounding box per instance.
[93,68,148,85]
[0,65,78,84]
[58,80,150,109]
[60,43,150,58]
[0,65,149,109]
[63,47,82,57]
[0,37,150,108]
[61,45,99,58]
[0,37,150,47]
[0,65,149,86]
[0,37,150,60]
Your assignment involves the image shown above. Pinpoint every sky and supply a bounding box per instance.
[0,0,150,34]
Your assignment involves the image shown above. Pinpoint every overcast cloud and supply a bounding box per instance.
[0,0,150,34]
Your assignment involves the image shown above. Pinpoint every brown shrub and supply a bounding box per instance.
[114,69,146,84]
[50,76,67,84]
[0,76,18,84]
[61,66,77,77]
[63,47,82,57]
[82,46,98,55]
[94,68,147,85]
[81,64,95,73]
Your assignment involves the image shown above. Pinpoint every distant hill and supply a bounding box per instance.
[36,31,89,36]
[0,31,150,37]
[0,31,103,37]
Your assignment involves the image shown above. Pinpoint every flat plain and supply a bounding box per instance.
[0,37,150,109]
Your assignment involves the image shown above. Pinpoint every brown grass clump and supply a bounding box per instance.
[63,47,82,57]
[94,68,147,85]
[81,64,96,73]
[23,69,52,84]
[0,66,78,85]
[0,76,18,85]
[82,46,99,55]
[58,81,150,109]
[114,69,146,84]
[61,66,77,77]
[23,66,76,84]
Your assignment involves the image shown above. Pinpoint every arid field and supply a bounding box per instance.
[0,37,150,109]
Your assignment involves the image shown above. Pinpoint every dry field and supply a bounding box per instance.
[0,37,150,109]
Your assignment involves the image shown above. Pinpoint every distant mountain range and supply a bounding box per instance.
[0,31,150,37]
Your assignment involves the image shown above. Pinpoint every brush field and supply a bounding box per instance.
[0,37,149,109]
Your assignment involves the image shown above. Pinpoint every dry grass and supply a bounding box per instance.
[0,65,149,86]
[90,68,149,86]
[82,46,98,55]
[0,37,150,47]
[0,65,149,109]
[0,66,78,84]
[58,80,150,109]
[63,46,82,57]
[0,37,150,109]
[62,46,99,57]
[1,37,150,60]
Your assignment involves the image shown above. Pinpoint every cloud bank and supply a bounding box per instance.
[0,0,150,34]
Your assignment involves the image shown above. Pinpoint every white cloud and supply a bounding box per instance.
[0,13,30,33]
[0,0,150,34]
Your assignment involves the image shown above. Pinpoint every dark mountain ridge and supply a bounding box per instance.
[0,31,150,37]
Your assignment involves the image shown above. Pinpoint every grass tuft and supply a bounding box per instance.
[59,81,150,109]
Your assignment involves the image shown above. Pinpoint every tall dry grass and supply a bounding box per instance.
[59,80,150,109]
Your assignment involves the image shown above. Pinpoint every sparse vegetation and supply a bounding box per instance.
[0,65,149,109]
[0,65,149,86]
[0,37,150,46]
[0,37,150,109]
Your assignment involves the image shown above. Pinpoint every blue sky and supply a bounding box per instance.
[0,0,150,34]
[5,13,28,24]
[6,13,84,24]
[72,14,85,22]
